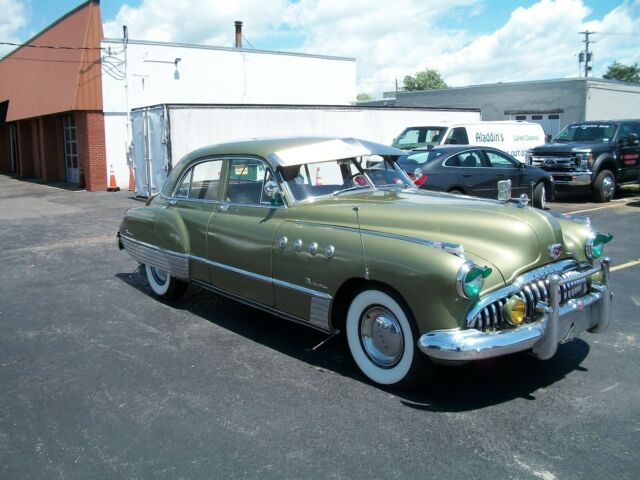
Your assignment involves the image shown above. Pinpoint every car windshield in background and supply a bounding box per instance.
[398,150,447,169]
[392,127,447,149]
[553,123,617,143]
[280,156,412,203]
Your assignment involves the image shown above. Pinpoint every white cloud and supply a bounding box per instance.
[0,0,29,56]
[101,0,640,97]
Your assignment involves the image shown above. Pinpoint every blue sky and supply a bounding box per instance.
[3,0,639,95]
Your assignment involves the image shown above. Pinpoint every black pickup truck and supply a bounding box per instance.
[525,120,640,202]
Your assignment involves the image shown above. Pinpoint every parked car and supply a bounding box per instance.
[392,121,545,162]
[117,137,613,388]
[525,119,640,202]
[397,145,554,209]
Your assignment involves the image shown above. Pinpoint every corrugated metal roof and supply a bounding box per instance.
[0,0,103,122]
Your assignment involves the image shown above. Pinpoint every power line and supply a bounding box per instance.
[0,40,107,51]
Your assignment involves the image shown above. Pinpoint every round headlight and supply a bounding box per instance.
[456,261,492,299]
[502,296,526,326]
[585,232,613,259]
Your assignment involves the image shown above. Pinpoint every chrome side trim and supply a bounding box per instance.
[292,221,465,257]
[189,254,333,300]
[120,235,190,280]
[192,280,332,334]
[309,296,332,330]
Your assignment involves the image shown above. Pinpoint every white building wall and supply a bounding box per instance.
[585,82,640,121]
[165,106,481,166]
[101,38,357,187]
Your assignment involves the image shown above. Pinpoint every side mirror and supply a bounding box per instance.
[625,133,639,146]
[263,180,282,199]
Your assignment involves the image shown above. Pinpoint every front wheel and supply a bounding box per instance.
[345,289,432,388]
[144,264,188,299]
[532,182,546,209]
[592,170,615,203]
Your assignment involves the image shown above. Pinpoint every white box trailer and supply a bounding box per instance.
[130,103,481,197]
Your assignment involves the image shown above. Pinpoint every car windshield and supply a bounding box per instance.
[553,123,617,143]
[279,156,413,203]
[392,127,446,149]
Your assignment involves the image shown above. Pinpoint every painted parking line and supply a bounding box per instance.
[611,259,640,272]
[567,198,640,214]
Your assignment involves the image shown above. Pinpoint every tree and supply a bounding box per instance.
[403,68,448,91]
[356,92,373,101]
[603,62,640,83]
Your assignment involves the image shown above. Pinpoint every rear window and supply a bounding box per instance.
[398,150,447,169]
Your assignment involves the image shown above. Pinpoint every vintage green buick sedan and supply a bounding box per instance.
[117,137,613,388]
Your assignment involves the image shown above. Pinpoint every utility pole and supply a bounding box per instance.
[579,30,595,77]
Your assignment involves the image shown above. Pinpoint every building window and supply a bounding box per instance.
[532,115,543,120]
[62,115,79,183]
[549,114,560,120]
[515,115,526,120]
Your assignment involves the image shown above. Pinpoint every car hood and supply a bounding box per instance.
[291,189,572,285]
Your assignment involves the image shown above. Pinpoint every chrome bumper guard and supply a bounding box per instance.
[418,258,611,361]
[549,171,592,186]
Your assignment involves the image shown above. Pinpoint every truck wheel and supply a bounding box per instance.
[532,182,546,209]
[592,170,615,203]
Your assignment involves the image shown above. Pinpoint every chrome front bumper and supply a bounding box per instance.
[548,170,592,186]
[418,258,611,361]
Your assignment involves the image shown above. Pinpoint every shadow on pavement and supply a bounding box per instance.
[116,268,591,413]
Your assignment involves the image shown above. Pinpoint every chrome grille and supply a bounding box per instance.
[469,266,589,332]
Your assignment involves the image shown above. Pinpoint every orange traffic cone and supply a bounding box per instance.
[315,166,323,186]
[107,164,120,192]
[128,165,135,191]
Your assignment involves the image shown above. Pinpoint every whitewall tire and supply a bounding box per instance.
[144,264,188,299]
[345,289,431,388]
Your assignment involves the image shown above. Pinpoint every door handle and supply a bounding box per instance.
[462,173,471,177]
[168,199,177,206]
[495,173,504,177]
[217,204,230,212]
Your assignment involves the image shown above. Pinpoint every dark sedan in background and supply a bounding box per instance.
[398,145,554,209]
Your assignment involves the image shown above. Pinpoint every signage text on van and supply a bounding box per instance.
[476,132,504,143]
[513,134,542,142]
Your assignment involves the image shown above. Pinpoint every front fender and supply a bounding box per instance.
[362,234,504,334]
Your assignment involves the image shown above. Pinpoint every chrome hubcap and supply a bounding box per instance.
[540,186,546,209]
[359,306,404,368]
[151,267,168,284]
[603,176,614,199]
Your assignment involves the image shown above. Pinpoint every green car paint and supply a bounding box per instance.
[118,137,612,385]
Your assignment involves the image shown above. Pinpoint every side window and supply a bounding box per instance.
[485,150,517,168]
[445,127,469,145]
[188,159,224,200]
[174,170,192,198]
[226,158,275,206]
[456,150,484,168]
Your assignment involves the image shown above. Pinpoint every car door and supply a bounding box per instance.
[206,157,287,307]
[618,122,640,181]
[156,157,226,284]
[482,149,527,196]
[444,149,495,197]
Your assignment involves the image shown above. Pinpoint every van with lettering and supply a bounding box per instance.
[391,121,546,162]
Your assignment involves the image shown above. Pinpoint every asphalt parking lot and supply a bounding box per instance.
[1,175,639,480]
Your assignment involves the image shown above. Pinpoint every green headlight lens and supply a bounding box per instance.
[457,262,491,299]
[586,232,613,259]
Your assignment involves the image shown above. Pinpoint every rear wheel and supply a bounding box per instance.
[532,182,546,209]
[448,189,464,195]
[345,289,432,388]
[592,170,615,203]
[144,264,188,299]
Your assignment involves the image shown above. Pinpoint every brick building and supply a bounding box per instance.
[0,0,106,190]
